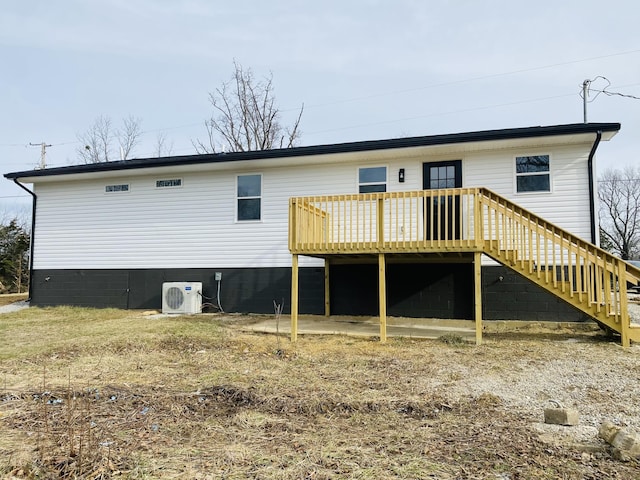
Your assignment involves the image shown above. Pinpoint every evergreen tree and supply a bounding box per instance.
[0,219,30,293]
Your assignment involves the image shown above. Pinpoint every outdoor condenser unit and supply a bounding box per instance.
[161,282,203,314]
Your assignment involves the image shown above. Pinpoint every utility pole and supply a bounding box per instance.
[29,142,52,169]
[582,79,590,123]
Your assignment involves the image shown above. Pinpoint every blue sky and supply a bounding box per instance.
[1,0,639,213]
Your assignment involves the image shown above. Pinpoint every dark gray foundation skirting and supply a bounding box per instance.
[30,265,590,322]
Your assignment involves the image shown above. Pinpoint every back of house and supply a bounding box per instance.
[4,122,620,324]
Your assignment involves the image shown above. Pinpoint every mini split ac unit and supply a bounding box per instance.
[162,282,202,314]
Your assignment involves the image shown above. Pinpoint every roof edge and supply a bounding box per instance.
[5,122,620,180]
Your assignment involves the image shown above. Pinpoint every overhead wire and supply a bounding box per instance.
[1,48,639,154]
[282,48,640,111]
[305,92,578,135]
[581,76,640,102]
[599,89,640,101]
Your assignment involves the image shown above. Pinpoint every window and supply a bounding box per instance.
[429,165,457,189]
[516,155,550,192]
[105,184,129,193]
[156,178,182,188]
[237,174,261,221]
[358,166,387,193]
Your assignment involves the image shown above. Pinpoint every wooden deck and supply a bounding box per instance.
[288,188,640,346]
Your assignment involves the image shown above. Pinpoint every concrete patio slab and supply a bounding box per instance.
[237,315,477,341]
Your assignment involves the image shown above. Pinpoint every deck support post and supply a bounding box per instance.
[474,251,483,345]
[324,259,330,317]
[618,259,630,347]
[474,189,483,250]
[378,253,387,343]
[291,254,299,343]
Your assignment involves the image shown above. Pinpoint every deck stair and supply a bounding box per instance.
[289,187,640,346]
[477,189,640,345]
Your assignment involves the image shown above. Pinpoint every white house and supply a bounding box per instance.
[7,122,639,343]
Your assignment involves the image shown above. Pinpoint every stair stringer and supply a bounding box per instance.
[477,188,640,345]
[482,248,640,343]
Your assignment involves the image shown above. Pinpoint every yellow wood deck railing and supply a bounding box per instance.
[289,188,484,254]
[289,187,640,345]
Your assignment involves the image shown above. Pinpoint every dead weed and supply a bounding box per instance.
[1,307,639,478]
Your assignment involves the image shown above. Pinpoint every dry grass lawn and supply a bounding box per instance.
[1,305,640,479]
[0,293,28,307]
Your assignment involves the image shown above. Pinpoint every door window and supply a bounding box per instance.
[429,165,457,189]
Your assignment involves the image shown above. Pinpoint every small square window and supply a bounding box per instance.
[238,198,261,220]
[358,166,387,193]
[516,155,550,193]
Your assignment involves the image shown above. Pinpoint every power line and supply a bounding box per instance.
[284,48,640,111]
[305,92,577,136]
[3,48,639,153]
[598,178,640,183]
[598,90,640,101]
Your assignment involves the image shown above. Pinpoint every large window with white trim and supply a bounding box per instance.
[237,174,262,221]
[516,155,550,192]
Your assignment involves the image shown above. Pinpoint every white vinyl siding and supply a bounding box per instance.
[463,144,591,239]
[33,164,356,270]
[31,141,595,271]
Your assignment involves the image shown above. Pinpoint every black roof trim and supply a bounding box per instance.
[4,122,620,180]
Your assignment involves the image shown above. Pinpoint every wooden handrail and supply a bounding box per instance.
[478,188,639,284]
[476,187,636,342]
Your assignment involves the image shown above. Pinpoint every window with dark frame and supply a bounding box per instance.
[156,179,182,188]
[516,155,550,192]
[105,184,129,193]
[358,166,387,193]
[429,165,457,189]
[237,174,261,221]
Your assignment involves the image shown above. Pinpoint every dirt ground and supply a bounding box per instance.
[1,306,640,479]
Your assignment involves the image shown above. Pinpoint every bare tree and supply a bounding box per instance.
[118,115,143,160]
[598,166,640,259]
[77,115,113,163]
[0,204,30,229]
[155,131,174,157]
[77,115,143,163]
[194,61,304,153]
